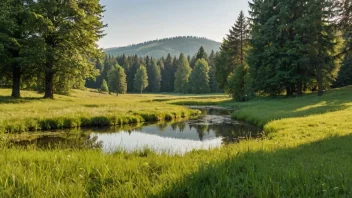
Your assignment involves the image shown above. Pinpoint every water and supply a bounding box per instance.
[8,108,261,155]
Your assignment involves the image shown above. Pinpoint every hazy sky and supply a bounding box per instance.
[98,0,249,48]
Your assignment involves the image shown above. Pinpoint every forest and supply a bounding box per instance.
[1,0,351,100]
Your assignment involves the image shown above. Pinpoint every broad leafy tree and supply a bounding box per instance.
[100,79,109,93]
[35,0,105,98]
[108,64,127,96]
[134,65,148,94]
[0,0,40,98]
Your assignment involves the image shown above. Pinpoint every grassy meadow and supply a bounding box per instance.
[0,89,205,133]
[0,87,352,197]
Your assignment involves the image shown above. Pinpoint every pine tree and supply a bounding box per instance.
[334,53,352,87]
[148,59,162,92]
[160,54,173,92]
[208,50,216,67]
[187,55,191,63]
[189,59,210,94]
[195,46,208,61]
[339,0,352,54]
[190,55,197,69]
[215,45,232,89]
[174,53,192,93]
[248,0,337,96]
[134,65,148,94]
[108,64,127,96]
[215,11,249,92]
[127,55,140,92]
[208,50,218,92]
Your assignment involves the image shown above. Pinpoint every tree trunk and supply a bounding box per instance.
[286,86,292,97]
[297,80,303,97]
[317,65,323,96]
[317,66,324,96]
[44,62,54,99]
[11,64,21,98]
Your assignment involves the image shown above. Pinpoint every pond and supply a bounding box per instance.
[7,108,262,155]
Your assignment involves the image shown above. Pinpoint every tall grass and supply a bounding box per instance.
[0,87,352,197]
[0,89,200,133]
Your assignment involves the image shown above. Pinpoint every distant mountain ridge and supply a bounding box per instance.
[104,36,221,58]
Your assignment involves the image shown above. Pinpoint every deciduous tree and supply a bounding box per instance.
[134,65,148,94]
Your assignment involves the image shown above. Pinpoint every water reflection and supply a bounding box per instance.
[8,133,102,150]
[91,108,261,154]
[4,108,261,154]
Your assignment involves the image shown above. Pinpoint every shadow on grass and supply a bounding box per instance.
[0,96,43,104]
[158,135,352,197]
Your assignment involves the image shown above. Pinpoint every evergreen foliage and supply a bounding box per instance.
[334,54,352,87]
[105,36,221,59]
[195,46,208,61]
[226,64,250,101]
[248,0,337,96]
[189,59,210,94]
[215,11,250,97]
[148,59,162,92]
[160,54,174,92]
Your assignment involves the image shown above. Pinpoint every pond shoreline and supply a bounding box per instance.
[4,107,262,155]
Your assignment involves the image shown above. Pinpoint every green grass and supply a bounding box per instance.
[0,89,200,133]
[0,87,352,197]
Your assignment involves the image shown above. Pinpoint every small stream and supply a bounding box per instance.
[7,108,261,154]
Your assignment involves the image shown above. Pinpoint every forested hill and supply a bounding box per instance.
[104,36,221,58]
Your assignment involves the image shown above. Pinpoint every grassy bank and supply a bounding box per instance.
[0,87,351,197]
[0,89,201,133]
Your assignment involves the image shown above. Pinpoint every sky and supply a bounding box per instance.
[98,0,249,49]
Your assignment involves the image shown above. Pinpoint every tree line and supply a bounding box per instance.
[216,0,352,101]
[85,46,220,95]
[107,36,217,50]
[1,0,351,99]
[0,0,105,99]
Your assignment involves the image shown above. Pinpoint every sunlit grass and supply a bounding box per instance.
[0,89,201,133]
[0,86,352,197]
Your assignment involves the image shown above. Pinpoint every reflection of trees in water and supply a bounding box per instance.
[156,122,169,132]
[210,124,259,145]
[171,123,178,131]
[177,122,186,133]
[200,109,232,116]
[9,133,103,150]
[187,122,260,143]
[192,124,209,141]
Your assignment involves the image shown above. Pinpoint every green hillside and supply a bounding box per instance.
[104,36,221,58]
